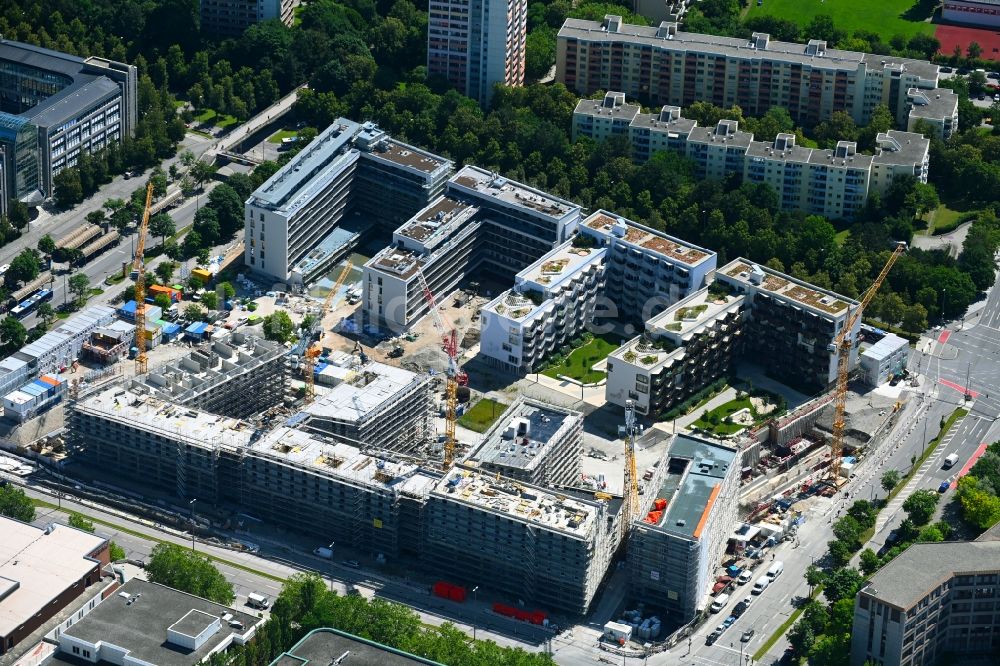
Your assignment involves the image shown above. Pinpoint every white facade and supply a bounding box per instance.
[860,333,910,387]
[942,0,1000,27]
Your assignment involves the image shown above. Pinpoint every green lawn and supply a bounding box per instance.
[834,229,851,246]
[692,396,753,435]
[458,398,509,433]
[268,129,298,143]
[194,108,238,129]
[541,335,620,383]
[926,202,976,236]
[744,0,935,39]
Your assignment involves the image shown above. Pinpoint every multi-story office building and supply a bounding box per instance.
[465,398,583,485]
[716,259,860,392]
[579,210,716,322]
[849,533,1000,666]
[423,466,619,614]
[364,165,580,331]
[479,240,606,373]
[629,435,740,625]
[245,119,452,283]
[0,38,136,216]
[905,87,959,139]
[427,0,528,105]
[557,17,951,130]
[606,287,745,416]
[574,94,931,219]
[200,0,297,37]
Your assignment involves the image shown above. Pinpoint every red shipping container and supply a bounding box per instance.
[449,585,467,603]
[653,498,667,511]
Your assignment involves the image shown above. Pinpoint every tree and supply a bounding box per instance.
[0,317,27,353]
[903,489,940,526]
[859,548,881,575]
[68,273,91,307]
[36,302,55,330]
[901,304,929,335]
[148,167,169,198]
[957,475,1000,531]
[86,209,107,228]
[881,469,901,494]
[968,41,983,60]
[182,230,204,259]
[207,184,244,236]
[8,201,29,231]
[185,304,206,321]
[823,567,865,603]
[263,310,296,342]
[38,234,56,256]
[191,161,218,190]
[0,484,34,522]
[201,291,219,310]
[110,542,127,561]
[154,293,172,310]
[149,212,176,243]
[53,168,83,208]
[146,543,235,604]
[832,515,863,548]
[218,282,236,299]
[6,248,41,286]
[155,260,177,285]
[806,564,826,590]
[68,513,95,532]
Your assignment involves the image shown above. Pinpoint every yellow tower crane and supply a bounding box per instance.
[830,241,907,482]
[133,182,154,376]
[303,261,353,404]
[621,399,640,545]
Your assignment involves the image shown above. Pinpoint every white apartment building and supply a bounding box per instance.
[480,240,607,373]
[905,87,959,139]
[557,16,947,128]
[427,0,528,105]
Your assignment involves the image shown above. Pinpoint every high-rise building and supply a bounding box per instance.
[199,0,297,36]
[557,16,954,134]
[427,0,528,105]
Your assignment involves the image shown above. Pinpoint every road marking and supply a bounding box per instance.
[938,330,952,344]
[938,378,978,398]
[952,442,989,488]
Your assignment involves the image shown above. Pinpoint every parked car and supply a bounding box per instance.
[732,601,748,617]
[342,559,361,568]
[723,615,737,629]
[940,66,953,73]
[706,631,720,645]
[741,628,756,642]
[877,529,901,557]
[939,480,951,493]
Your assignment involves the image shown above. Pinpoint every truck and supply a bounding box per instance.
[313,546,333,559]
[246,592,270,609]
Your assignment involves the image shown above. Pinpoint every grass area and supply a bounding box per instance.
[692,396,753,435]
[56,311,71,319]
[743,0,935,38]
[88,287,104,296]
[268,129,298,143]
[927,203,976,236]
[457,398,509,433]
[541,334,620,383]
[188,128,213,138]
[887,407,968,503]
[194,108,238,129]
[105,272,127,285]
[33,498,285,582]
[753,585,824,661]
[834,229,851,246]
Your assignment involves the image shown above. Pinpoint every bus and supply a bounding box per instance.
[11,289,53,319]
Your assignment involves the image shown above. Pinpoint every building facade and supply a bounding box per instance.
[942,0,1000,28]
[860,332,910,387]
[629,435,740,625]
[0,39,136,216]
[850,537,1000,666]
[200,0,298,37]
[427,0,528,105]
[574,93,932,219]
[557,17,950,130]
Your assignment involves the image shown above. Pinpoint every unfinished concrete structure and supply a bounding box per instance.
[465,398,583,486]
[423,466,620,614]
[136,332,287,420]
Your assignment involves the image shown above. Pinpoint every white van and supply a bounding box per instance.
[737,569,753,585]
[943,453,959,469]
[752,576,769,595]
[710,593,730,613]
[247,592,270,609]
[767,561,784,580]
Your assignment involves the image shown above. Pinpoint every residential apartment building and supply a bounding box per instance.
[557,17,950,130]
[905,87,959,139]
[573,93,931,219]
[465,398,583,486]
[423,466,619,614]
[715,259,860,392]
[849,533,1000,666]
[245,119,452,283]
[364,165,580,331]
[0,518,109,656]
[427,0,528,105]
[629,435,740,625]
[579,210,716,322]
[0,38,136,216]
[200,0,297,37]
[606,287,745,416]
[272,628,447,666]
[479,240,606,373]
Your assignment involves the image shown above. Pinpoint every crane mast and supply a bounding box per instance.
[621,400,640,545]
[133,182,154,376]
[304,261,353,404]
[830,241,906,482]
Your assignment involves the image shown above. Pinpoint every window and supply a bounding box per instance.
[73,647,80,655]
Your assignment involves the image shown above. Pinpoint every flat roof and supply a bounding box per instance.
[468,399,581,472]
[272,627,446,666]
[907,87,959,120]
[629,107,698,135]
[303,361,427,424]
[650,435,737,538]
[874,130,930,167]
[719,258,855,317]
[449,165,579,220]
[573,97,641,120]
[517,240,606,292]
[367,245,423,279]
[558,18,939,80]
[862,333,909,362]
[432,466,601,538]
[862,541,1000,610]
[75,386,255,451]
[686,122,755,150]
[582,210,714,267]
[362,137,452,175]
[648,287,745,340]
[48,579,258,666]
[395,196,478,246]
[0,518,106,638]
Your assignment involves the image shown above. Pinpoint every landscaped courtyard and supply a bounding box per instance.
[457,398,508,433]
[691,391,785,436]
[541,333,620,384]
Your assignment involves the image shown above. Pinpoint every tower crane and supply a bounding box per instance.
[621,400,641,545]
[829,241,907,482]
[303,261,353,404]
[416,268,467,469]
[133,182,154,376]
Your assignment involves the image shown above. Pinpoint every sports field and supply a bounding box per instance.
[744,0,935,39]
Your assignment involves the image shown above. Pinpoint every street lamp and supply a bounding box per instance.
[471,585,479,640]
[189,499,197,551]
[327,541,335,592]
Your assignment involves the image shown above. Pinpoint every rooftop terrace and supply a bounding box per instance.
[363,137,453,174]
[517,240,605,292]
[582,210,713,266]
[396,196,478,246]
[467,399,580,472]
[450,165,579,220]
[720,259,853,317]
